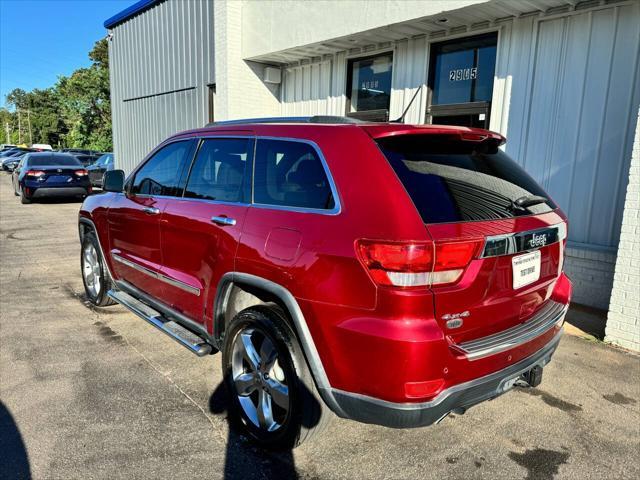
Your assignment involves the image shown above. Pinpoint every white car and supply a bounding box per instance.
[31,143,53,151]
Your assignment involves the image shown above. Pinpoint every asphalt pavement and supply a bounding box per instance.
[1,174,638,480]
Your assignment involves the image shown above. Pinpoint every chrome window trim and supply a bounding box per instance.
[251,136,342,216]
[123,135,342,215]
[480,222,567,258]
[112,253,201,296]
[127,138,196,196]
[171,196,251,208]
[181,135,255,204]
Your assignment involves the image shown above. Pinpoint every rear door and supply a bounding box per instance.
[107,139,196,299]
[376,133,567,343]
[159,135,253,331]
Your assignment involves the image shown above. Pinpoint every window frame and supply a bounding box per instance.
[345,51,394,122]
[124,135,342,216]
[126,139,197,198]
[250,136,341,215]
[425,32,499,129]
[181,136,255,205]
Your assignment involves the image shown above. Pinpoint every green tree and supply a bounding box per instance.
[57,38,111,150]
[2,37,111,151]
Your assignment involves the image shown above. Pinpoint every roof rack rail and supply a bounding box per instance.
[205,115,365,127]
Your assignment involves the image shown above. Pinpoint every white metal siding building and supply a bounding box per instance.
[108,0,215,168]
[105,0,640,351]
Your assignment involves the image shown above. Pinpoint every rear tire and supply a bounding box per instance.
[20,189,31,204]
[81,230,116,306]
[221,305,331,449]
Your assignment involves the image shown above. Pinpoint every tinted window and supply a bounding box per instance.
[184,138,252,202]
[92,154,112,166]
[377,135,556,224]
[431,33,497,105]
[347,53,393,114]
[131,141,193,196]
[29,154,82,167]
[254,139,335,210]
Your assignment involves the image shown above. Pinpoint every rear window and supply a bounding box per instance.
[377,135,556,224]
[28,154,82,167]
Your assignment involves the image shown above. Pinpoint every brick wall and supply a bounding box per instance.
[605,107,640,352]
[213,1,281,121]
[564,247,616,310]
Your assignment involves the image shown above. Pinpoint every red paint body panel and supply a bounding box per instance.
[426,212,567,343]
[160,200,249,329]
[80,121,572,407]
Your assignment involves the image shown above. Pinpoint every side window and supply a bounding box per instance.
[254,139,335,210]
[184,138,252,202]
[131,141,193,196]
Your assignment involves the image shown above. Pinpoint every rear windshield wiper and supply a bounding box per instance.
[511,194,549,211]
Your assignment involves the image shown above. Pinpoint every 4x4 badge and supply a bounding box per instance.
[442,311,470,329]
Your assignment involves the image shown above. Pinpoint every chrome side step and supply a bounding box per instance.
[107,289,213,357]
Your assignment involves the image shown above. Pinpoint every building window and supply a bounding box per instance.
[427,33,497,129]
[346,52,393,122]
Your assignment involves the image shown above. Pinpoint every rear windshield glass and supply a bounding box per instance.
[377,135,556,224]
[28,155,82,167]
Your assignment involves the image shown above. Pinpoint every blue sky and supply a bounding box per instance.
[0,0,132,107]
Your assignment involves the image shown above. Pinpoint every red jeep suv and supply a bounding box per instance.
[79,117,572,448]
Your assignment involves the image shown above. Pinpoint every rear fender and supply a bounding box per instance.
[213,272,346,417]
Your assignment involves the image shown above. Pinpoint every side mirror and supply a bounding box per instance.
[103,169,125,192]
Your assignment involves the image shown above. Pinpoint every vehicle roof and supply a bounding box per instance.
[27,152,79,160]
[169,120,506,144]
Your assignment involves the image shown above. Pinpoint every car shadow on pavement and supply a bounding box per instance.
[209,382,308,480]
[0,401,31,480]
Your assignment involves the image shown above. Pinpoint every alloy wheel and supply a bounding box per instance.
[82,243,102,298]
[231,327,290,432]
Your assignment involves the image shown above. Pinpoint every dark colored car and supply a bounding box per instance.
[0,148,34,172]
[2,152,28,172]
[78,117,572,449]
[1,147,24,156]
[86,153,114,187]
[0,149,19,158]
[13,152,91,204]
[62,148,103,166]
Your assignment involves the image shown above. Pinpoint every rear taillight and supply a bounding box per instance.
[26,170,46,177]
[75,169,88,176]
[356,239,482,288]
[432,241,483,285]
[356,241,433,287]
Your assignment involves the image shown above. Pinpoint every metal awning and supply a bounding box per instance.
[246,0,592,65]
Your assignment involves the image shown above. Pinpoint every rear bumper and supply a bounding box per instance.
[31,187,89,198]
[331,328,563,428]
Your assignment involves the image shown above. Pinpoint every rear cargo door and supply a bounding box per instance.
[376,133,567,343]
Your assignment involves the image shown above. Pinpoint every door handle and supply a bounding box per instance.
[143,206,160,215]
[211,216,237,226]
